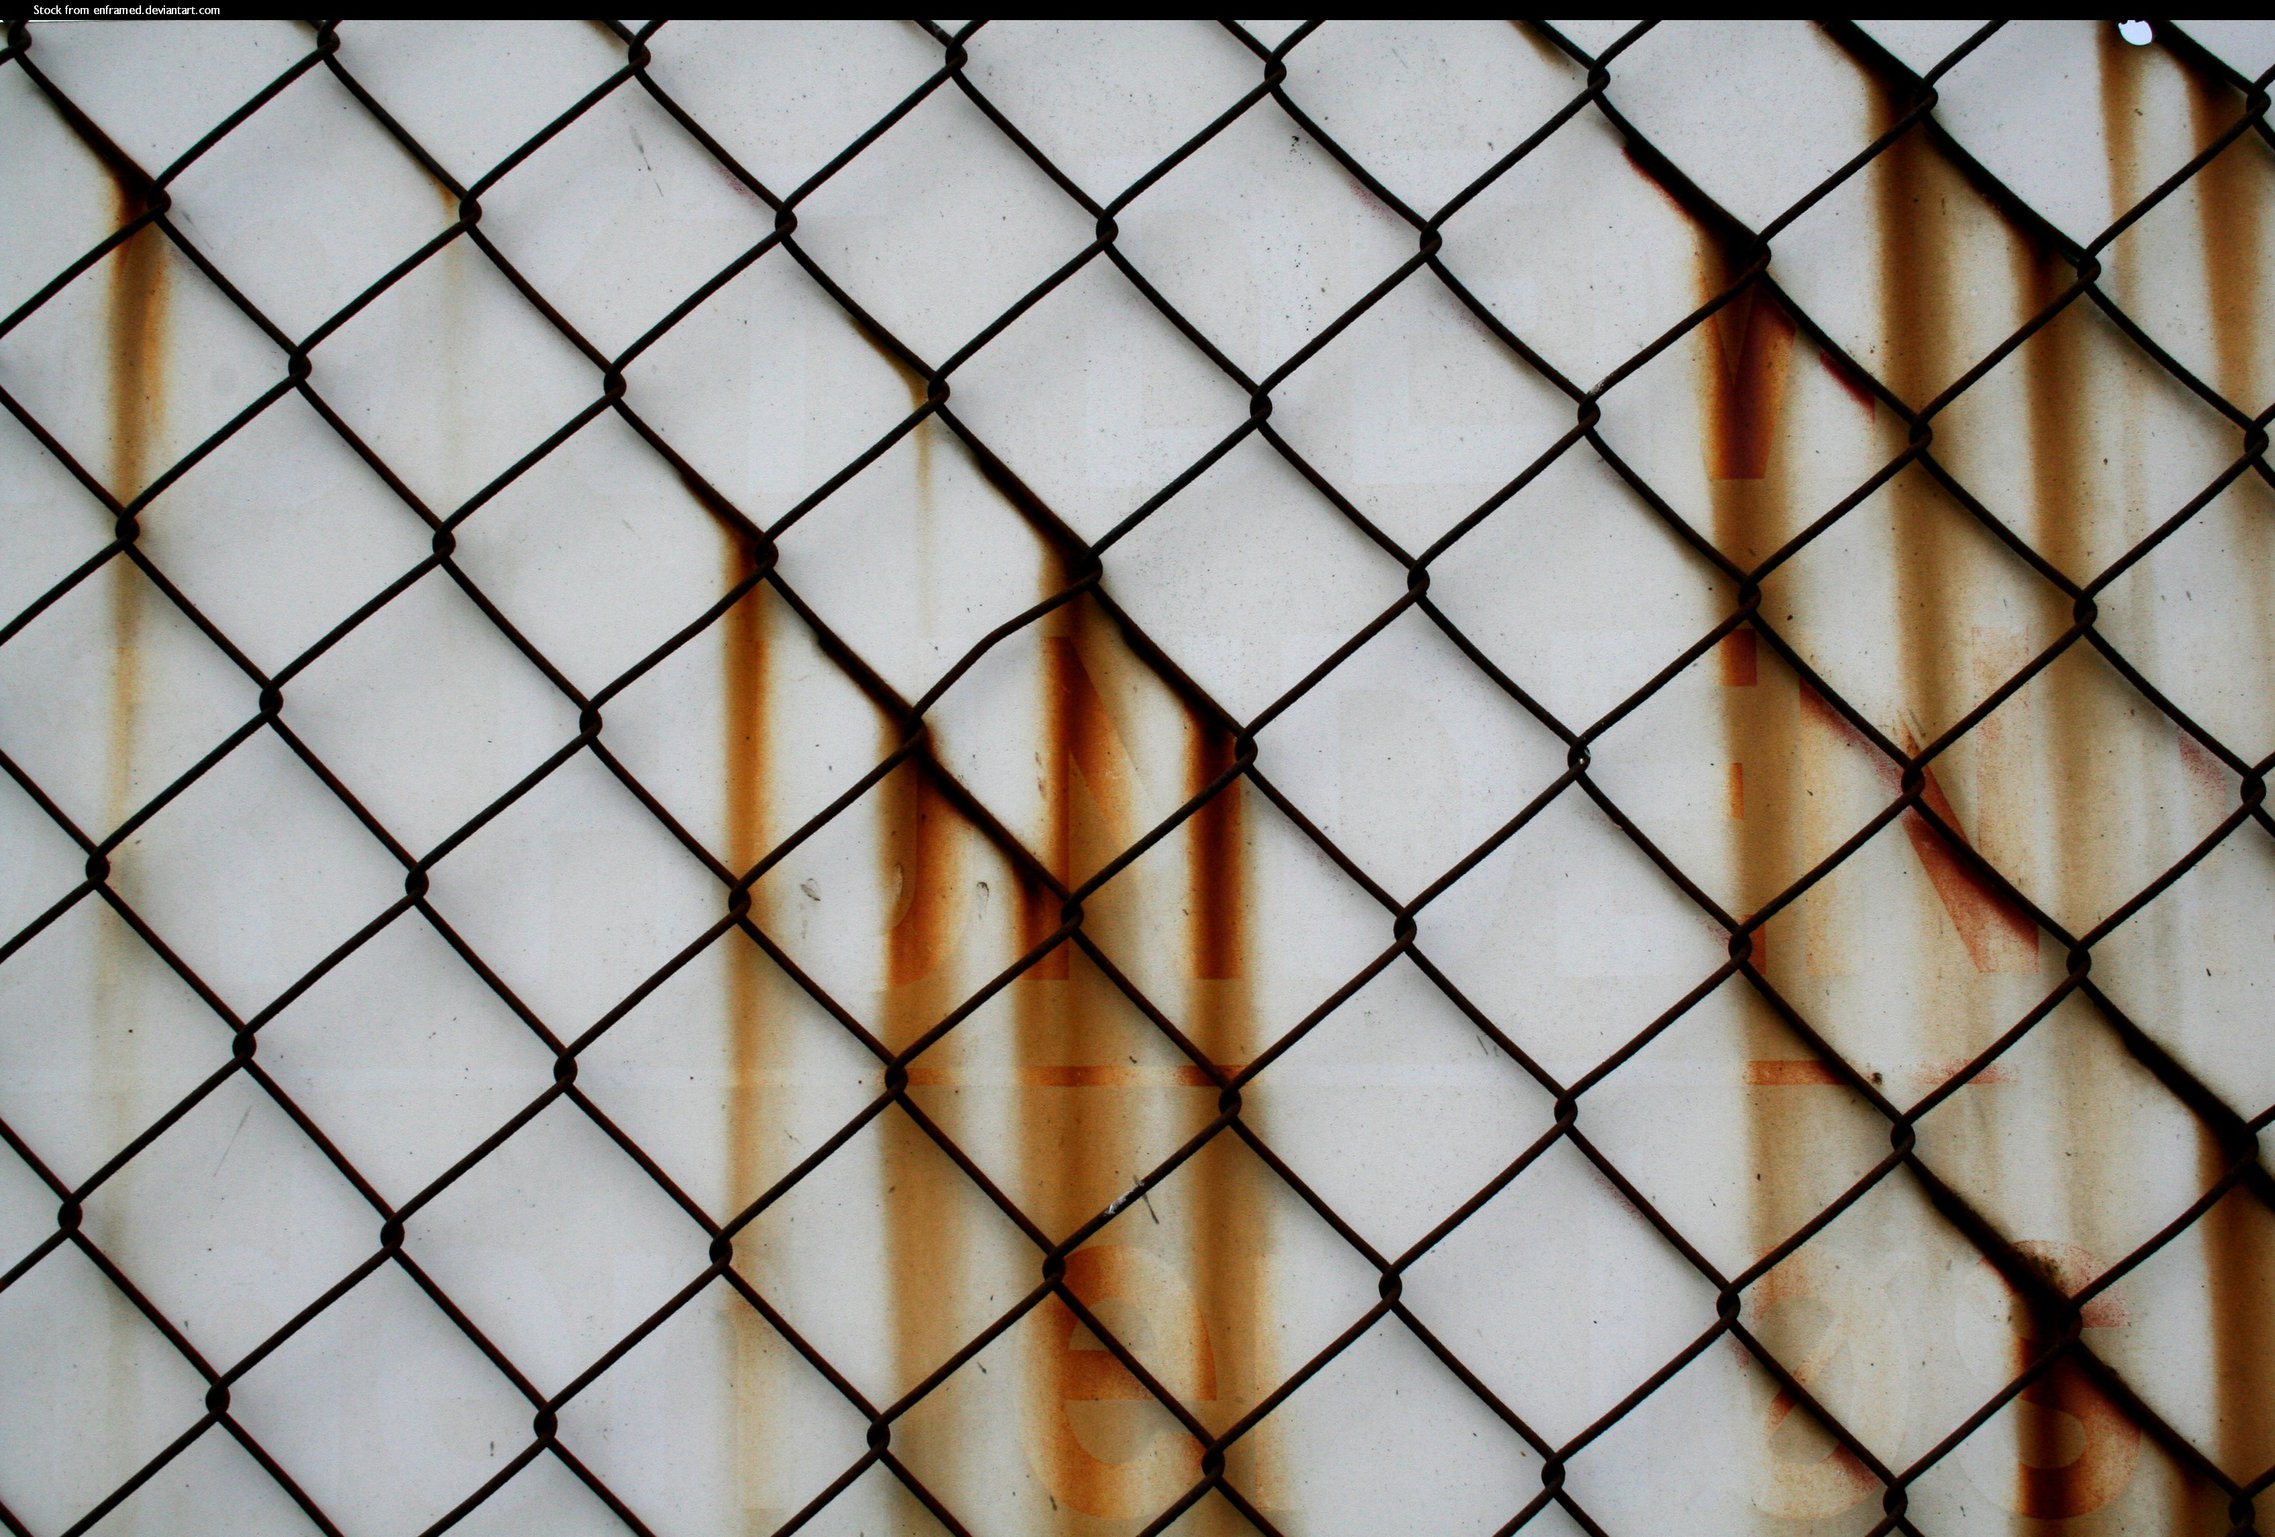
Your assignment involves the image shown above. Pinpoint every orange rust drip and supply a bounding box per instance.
[711,504,772,1204]
[1874,107,1964,746]
[2098,27,2145,235]
[1697,230,1810,1255]
[105,189,165,831]
[2196,1136,2275,1513]
[2182,67,2275,1506]
[876,744,965,1421]
[1187,718,1261,1517]
[1706,289,1799,482]
[2012,246,2097,897]
[1021,574,1147,1520]
[2010,167,2155,1521]
[693,472,777,1513]
[1186,730,1245,987]
[2185,75,2267,411]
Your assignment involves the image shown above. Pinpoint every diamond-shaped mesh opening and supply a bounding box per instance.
[4,17,2274,1537]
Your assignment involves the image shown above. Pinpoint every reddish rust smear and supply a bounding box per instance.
[1744,1059,1843,1087]
[1797,685,2037,974]
[1896,726,2038,975]
[2175,730,2230,805]
[1815,346,1878,415]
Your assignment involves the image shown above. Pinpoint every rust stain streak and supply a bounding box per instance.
[706,480,775,1522]
[908,1063,1228,1090]
[2185,71,2267,411]
[104,186,165,832]
[1185,710,1263,1526]
[1018,546,1230,1521]
[1875,97,1963,746]
[2195,1138,2275,1504]
[98,175,167,1519]
[2175,49,2275,1486]
[878,738,967,1443]
[1999,1244,2141,1520]
[1696,224,1809,1252]
[1706,287,1799,482]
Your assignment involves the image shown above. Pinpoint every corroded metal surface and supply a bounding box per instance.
[1,18,2273,1537]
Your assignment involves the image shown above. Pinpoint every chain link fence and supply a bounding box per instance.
[3,17,2274,1537]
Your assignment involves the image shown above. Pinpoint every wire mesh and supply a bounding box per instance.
[2,16,2274,1537]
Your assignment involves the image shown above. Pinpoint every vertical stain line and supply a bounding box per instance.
[1697,241,1807,1262]
[2182,60,2275,1520]
[878,732,961,1446]
[2184,73,2267,412]
[1186,715,1257,1512]
[1875,99,1963,747]
[717,516,771,1528]
[100,176,165,1520]
[1017,555,1103,1520]
[104,187,164,833]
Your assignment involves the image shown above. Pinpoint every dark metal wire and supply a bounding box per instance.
[1,17,2271,1537]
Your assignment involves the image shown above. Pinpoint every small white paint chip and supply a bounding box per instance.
[2117,19,2154,45]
